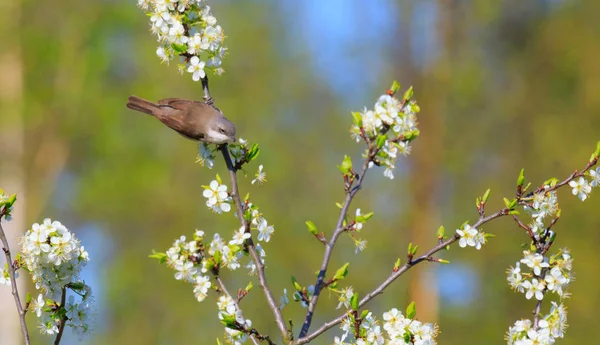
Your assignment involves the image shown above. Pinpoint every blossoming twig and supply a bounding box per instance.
[295,207,509,344]
[214,275,261,345]
[219,144,289,341]
[0,207,31,345]
[298,149,376,338]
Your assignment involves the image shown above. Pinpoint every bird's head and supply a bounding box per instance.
[206,115,236,144]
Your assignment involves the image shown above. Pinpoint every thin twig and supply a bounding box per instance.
[219,145,289,342]
[53,286,67,345]
[0,211,31,345]
[201,76,213,104]
[295,208,509,344]
[214,275,261,345]
[532,300,543,330]
[298,147,376,338]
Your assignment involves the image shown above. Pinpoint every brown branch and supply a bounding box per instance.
[532,300,543,330]
[53,286,67,345]
[295,208,509,344]
[219,145,289,342]
[298,146,377,338]
[0,211,30,345]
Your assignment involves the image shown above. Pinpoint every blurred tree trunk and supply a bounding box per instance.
[402,0,452,323]
[0,1,26,344]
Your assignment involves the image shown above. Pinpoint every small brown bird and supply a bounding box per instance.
[126,96,236,144]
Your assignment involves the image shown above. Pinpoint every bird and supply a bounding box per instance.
[126,96,236,144]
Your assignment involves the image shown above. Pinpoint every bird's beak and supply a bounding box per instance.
[231,137,236,143]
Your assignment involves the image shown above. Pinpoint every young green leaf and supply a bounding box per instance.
[306,221,318,235]
[517,168,525,187]
[350,292,359,311]
[403,86,414,101]
[406,301,416,319]
[148,251,168,263]
[333,263,350,281]
[436,225,445,239]
[338,155,353,174]
[390,80,401,94]
[482,188,491,203]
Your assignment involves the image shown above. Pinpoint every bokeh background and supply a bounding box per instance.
[1,0,600,344]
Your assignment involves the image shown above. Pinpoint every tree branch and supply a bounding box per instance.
[298,147,376,338]
[0,211,30,345]
[53,286,67,345]
[219,145,289,342]
[214,275,261,345]
[295,208,509,344]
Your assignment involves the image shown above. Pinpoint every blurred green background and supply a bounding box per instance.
[1,0,599,344]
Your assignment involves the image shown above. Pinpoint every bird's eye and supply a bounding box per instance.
[219,128,225,134]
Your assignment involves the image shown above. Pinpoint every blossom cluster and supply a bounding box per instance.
[335,308,439,345]
[164,231,212,301]
[350,86,420,179]
[507,249,572,300]
[162,227,267,302]
[456,224,487,250]
[218,295,253,345]
[20,218,93,337]
[506,302,568,345]
[137,0,227,80]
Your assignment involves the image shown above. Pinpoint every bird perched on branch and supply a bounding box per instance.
[126,96,236,144]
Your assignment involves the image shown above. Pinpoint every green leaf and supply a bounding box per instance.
[245,282,253,292]
[376,135,387,149]
[394,258,401,270]
[7,194,16,207]
[292,276,302,291]
[217,338,223,345]
[220,314,238,329]
[406,301,416,319]
[26,293,32,304]
[356,212,374,223]
[335,202,344,209]
[360,309,370,320]
[403,86,414,101]
[351,112,363,127]
[247,144,260,161]
[213,250,222,265]
[482,189,491,203]
[411,245,419,256]
[543,177,559,187]
[438,259,450,264]
[171,43,187,54]
[508,210,520,215]
[593,141,600,161]
[436,225,445,238]
[350,292,359,311]
[403,129,420,142]
[338,155,353,174]
[517,168,525,187]
[216,173,222,185]
[306,221,318,235]
[390,80,401,94]
[333,263,350,281]
[149,251,168,263]
[407,242,413,255]
[503,197,517,209]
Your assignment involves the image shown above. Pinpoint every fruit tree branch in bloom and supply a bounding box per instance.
[219,144,289,342]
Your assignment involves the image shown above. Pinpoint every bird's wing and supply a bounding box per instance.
[157,98,195,111]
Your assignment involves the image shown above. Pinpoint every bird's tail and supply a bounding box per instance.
[126,96,160,116]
